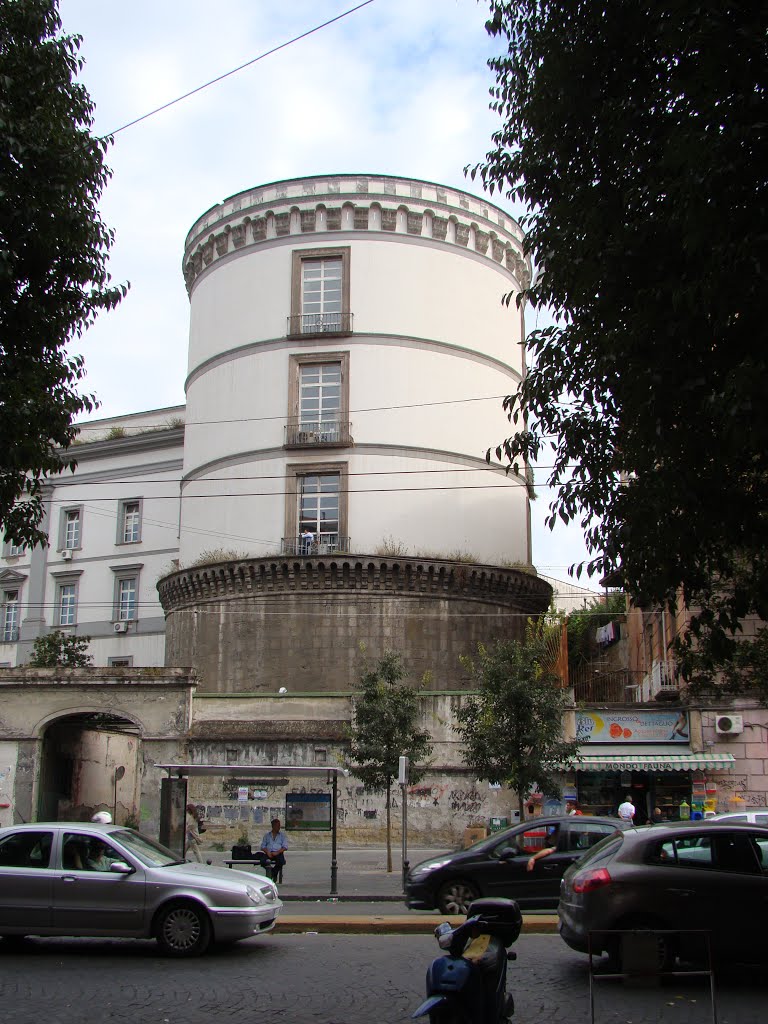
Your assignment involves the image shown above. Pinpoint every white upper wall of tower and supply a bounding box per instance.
[178,174,532,567]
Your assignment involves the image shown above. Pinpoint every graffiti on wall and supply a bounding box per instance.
[192,773,501,836]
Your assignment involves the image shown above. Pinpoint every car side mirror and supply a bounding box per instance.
[499,845,520,860]
[109,861,134,875]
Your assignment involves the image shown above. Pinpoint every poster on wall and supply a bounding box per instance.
[285,792,332,831]
[576,709,689,744]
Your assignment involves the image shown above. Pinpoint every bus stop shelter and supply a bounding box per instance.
[155,764,349,894]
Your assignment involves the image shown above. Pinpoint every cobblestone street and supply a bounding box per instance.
[1,932,765,1024]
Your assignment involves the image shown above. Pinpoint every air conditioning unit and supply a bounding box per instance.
[113,621,129,634]
[716,714,744,736]
[61,549,73,561]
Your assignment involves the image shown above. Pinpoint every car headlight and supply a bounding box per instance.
[409,859,452,880]
[246,885,265,905]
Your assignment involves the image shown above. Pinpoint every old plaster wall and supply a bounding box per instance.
[186,691,516,845]
[0,743,16,829]
[0,669,195,830]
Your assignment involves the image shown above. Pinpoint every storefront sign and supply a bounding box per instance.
[591,758,679,772]
[576,709,689,744]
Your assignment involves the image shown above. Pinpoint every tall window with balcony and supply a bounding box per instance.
[302,257,342,333]
[300,474,340,552]
[289,247,350,337]
[286,352,350,447]
[299,364,341,442]
[1,590,19,642]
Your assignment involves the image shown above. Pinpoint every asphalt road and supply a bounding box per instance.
[0,932,764,1024]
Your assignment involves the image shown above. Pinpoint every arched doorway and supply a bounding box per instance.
[38,712,142,824]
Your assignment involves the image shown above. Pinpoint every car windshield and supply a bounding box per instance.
[110,829,184,867]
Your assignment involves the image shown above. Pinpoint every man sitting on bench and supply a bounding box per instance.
[260,818,288,882]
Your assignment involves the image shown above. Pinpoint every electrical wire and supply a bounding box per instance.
[104,1,377,137]
[73,393,514,432]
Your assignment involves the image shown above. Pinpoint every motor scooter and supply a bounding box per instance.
[412,897,522,1024]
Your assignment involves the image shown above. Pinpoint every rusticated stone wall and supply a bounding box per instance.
[158,556,551,694]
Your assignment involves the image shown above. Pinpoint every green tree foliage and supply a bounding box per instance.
[472,3,768,690]
[29,630,93,667]
[0,0,125,549]
[346,652,433,871]
[455,627,580,820]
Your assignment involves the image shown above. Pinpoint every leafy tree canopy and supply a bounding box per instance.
[0,0,125,549]
[346,651,433,870]
[29,630,93,667]
[346,651,433,791]
[455,627,580,820]
[472,2,768,689]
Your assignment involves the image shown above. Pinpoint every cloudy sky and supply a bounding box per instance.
[57,0,597,593]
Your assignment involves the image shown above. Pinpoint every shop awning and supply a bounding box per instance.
[571,747,736,772]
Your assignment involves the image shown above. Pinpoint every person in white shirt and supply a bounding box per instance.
[618,795,636,822]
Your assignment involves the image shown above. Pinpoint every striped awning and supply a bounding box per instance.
[571,747,736,773]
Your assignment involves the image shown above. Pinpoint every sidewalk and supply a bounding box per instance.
[202,845,560,935]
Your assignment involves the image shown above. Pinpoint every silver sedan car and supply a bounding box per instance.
[0,822,282,956]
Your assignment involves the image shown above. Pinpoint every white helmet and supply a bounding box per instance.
[91,811,113,824]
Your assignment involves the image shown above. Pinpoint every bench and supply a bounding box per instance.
[224,858,284,884]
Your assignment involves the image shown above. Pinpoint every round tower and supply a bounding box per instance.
[159,174,550,692]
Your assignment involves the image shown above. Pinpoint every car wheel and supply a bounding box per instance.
[155,900,211,957]
[608,918,676,972]
[437,879,480,916]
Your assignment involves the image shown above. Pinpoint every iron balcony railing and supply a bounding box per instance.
[285,419,352,447]
[571,667,649,704]
[281,535,351,556]
[286,312,353,336]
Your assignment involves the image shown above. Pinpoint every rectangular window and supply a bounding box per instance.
[284,463,348,554]
[289,247,351,337]
[108,657,134,667]
[63,508,81,550]
[299,364,342,440]
[2,590,19,642]
[120,500,142,544]
[302,257,342,332]
[117,578,137,621]
[286,352,350,448]
[299,473,340,543]
[58,583,77,627]
[4,537,25,558]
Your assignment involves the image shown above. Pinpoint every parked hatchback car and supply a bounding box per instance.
[405,816,625,914]
[558,820,768,967]
[0,822,282,956]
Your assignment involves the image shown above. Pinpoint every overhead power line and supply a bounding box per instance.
[74,393,512,432]
[105,1,376,137]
